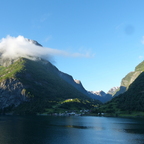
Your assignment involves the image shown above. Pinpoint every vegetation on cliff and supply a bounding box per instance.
[0,57,101,114]
[92,71,144,117]
[113,61,144,97]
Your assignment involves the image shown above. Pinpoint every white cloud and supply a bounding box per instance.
[44,36,52,42]
[139,55,143,59]
[0,35,91,61]
[141,36,144,44]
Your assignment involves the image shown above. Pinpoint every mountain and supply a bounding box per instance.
[0,57,102,114]
[91,90,106,97]
[25,39,42,47]
[107,87,119,96]
[103,71,144,113]
[88,90,114,103]
[96,61,144,115]
[58,71,114,103]
[116,71,144,111]
[113,61,144,97]
[88,90,106,101]
[58,72,89,96]
[0,40,101,114]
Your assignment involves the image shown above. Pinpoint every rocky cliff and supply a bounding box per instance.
[107,87,119,96]
[0,78,28,109]
[114,61,144,97]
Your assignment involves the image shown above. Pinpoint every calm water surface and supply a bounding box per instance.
[0,116,144,144]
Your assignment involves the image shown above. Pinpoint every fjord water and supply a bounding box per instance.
[0,116,144,144]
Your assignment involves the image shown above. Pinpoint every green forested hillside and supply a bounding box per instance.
[95,72,144,116]
[114,72,144,111]
[91,61,144,117]
[0,58,101,114]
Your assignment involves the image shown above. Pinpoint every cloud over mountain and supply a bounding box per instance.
[0,35,91,61]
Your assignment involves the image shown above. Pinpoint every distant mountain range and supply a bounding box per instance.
[87,87,119,103]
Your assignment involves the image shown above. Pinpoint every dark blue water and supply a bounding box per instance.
[0,116,144,144]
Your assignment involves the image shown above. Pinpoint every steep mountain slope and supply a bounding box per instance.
[92,61,144,116]
[114,61,144,97]
[58,72,89,96]
[58,70,113,103]
[104,71,144,113]
[0,57,101,114]
[107,87,119,96]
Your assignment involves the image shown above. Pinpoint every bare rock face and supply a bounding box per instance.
[25,39,42,47]
[107,87,119,96]
[91,90,106,97]
[0,78,28,109]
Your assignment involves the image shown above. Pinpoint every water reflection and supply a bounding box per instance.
[51,124,104,130]
[0,116,144,144]
[124,128,144,134]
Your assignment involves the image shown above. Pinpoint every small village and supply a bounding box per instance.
[38,109,91,116]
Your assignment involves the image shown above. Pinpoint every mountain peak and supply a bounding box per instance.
[25,38,42,47]
[113,60,144,97]
[90,90,106,97]
[107,86,119,95]
[0,37,44,67]
[135,60,144,71]
[74,79,82,84]
[0,36,49,62]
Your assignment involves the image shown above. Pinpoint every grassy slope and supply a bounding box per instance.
[0,58,25,81]
[135,60,144,71]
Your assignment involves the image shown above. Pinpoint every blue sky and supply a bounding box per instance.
[0,0,144,92]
